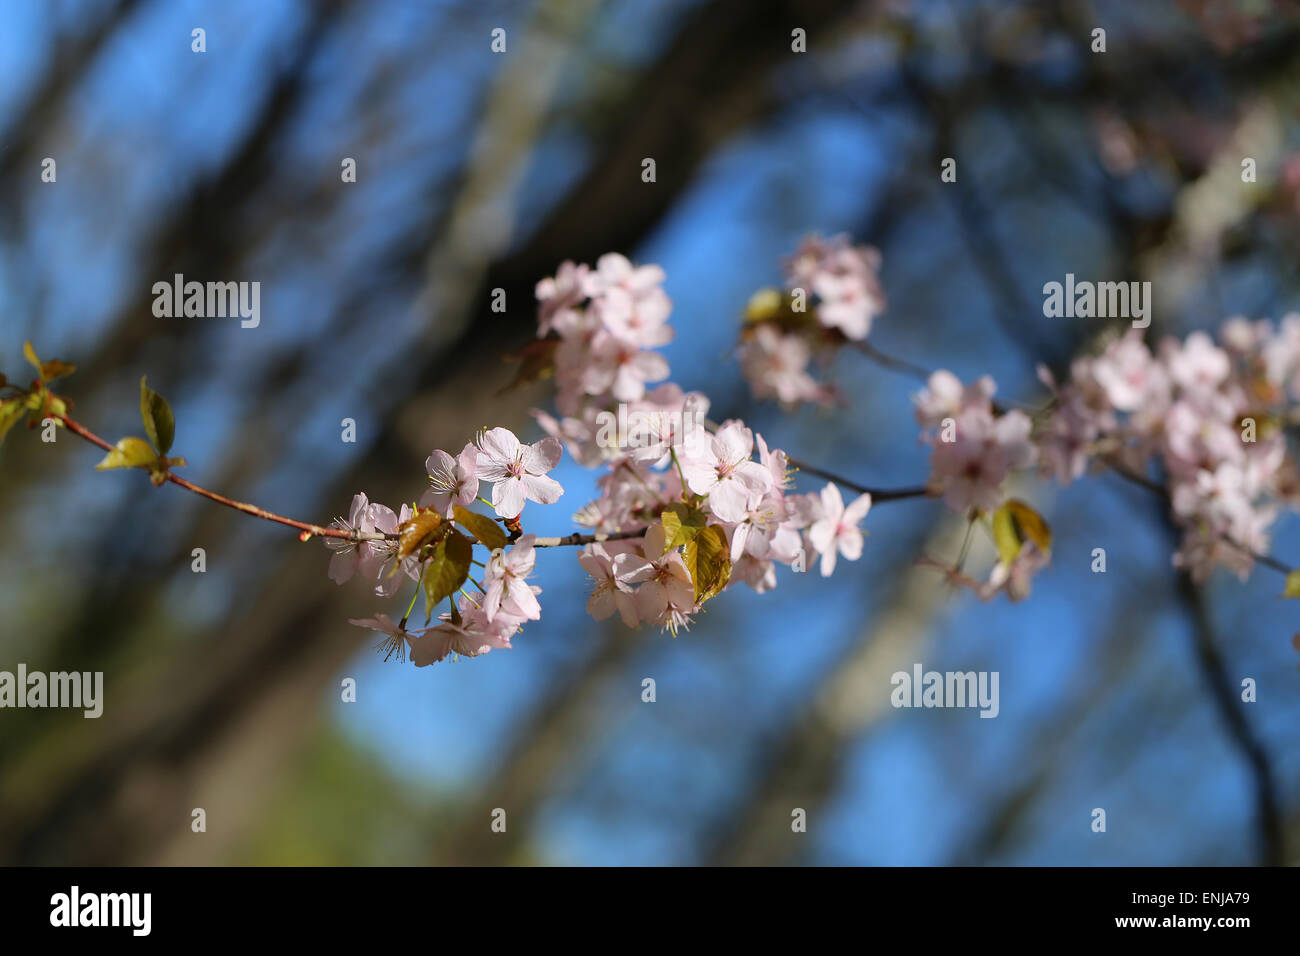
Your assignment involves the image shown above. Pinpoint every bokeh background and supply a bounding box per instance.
[2,0,1299,866]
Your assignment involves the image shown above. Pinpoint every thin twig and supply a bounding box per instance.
[1176,564,1284,865]
[55,413,391,543]
[1103,455,1291,576]
[784,455,932,502]
[532,530,648,548]
[849,340,932,382]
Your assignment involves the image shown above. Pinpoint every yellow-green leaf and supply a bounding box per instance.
[990,507,1020,565]
[39,359,75,381]
[423,529,473,616]
[0,398,24,445]
[1006,500,1051,553]
[95,436,158,471]
[1284,570,1300,599]
[743,287,784,323]
[991,499,1052,565]
[23,341,40,374]
[684,524,731,604]
[139,376,175,455]
[661,503,706,553]
[396,509,445,563]
[454,505,507,550]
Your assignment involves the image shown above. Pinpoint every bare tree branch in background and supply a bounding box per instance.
[1175,571,1283,866]
[705,512,968,866]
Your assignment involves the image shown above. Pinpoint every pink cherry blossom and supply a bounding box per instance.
[926,406,1035,513]
[785,234,886,340]
[739,324,831,406]
[411,594,522,666]
[367,502,419,597]
[578,542,644,626]
[583,331,671,402]
[623,524,696,633]
[914,369,997,428]
[483,534,542,622]
[419,442,479,517]
[596,285,674,348]
[807,482,872,576]
[348,613,430,664]
[1090,329,1167,412]
[536,260,590,337]
[584,252,667,298]
[679,420,773,523]
[475,427,564,519]
[1164,330,1231,396]
[325,492,375,584]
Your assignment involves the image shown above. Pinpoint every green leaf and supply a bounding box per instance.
[454,505,507,550]
[1284,570,1300,599]
[660,503,706,553]
[139,376,175,455]
[991,499,1052,565]
[423,530,473,616]
[22,341,40,375]
[94,436,159,471]
[684,524,731,604]
[0,398,24,445]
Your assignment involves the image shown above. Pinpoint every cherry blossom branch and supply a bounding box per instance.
[848,331,1293,579]
[697,415,931,502]
[1102,455,1291,576]
[530,529,648,548]
[849,339,932,382]
[529,476,936,549]
[1175,568,1284,866]
[55,410,921,554]
[54,413,393,544]
[783,456,932,502]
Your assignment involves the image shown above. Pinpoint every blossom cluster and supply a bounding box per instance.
[1037,322,1300,581]
[908,318,1300,593]
[334,249,884,665]
[737,234,886,407]
[329,425,565,665]
[532,252,875,630]
[331,237,1300,668]
[904,370,1048,601]
[537,253,673,416]
[914,372,1037,514]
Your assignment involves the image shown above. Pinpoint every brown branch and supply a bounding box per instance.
[54,414,386,543]
[1103,456,1291,576]
[849,336,1295,577]
[532,530,647,549]
[849,340,933,383]
[1175,563,1284,866]
[784,456,931,502]
[54,406,937,555]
